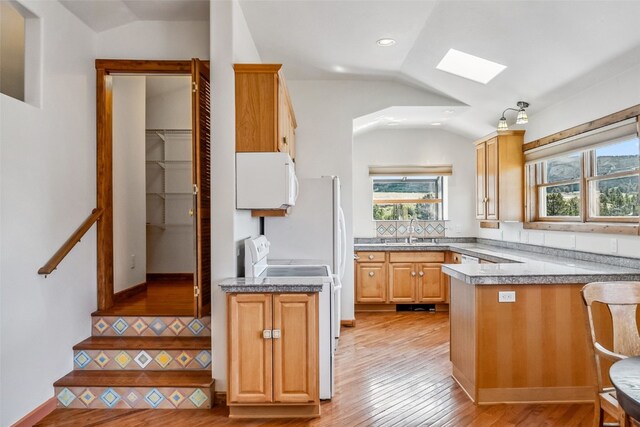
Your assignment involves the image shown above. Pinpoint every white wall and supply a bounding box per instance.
[0,1,97,425]
[112,76,147,292]
[353,128,475,238]
[286,79,461,323]
[96,21,210,60]
[146,76,192,129]
[478,62,640,257]
[210,0,261,393]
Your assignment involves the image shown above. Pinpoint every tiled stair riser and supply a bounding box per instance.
[92,316,211,337]
[73,349,212,371]
[56,386,211,409]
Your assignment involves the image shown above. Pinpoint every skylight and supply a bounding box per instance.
[436,49,506,84]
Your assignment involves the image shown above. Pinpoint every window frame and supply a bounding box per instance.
[371,175,447,221]
[526,137,640,231]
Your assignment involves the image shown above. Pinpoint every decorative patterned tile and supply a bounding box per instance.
[168,318,187,335]
[57,388,76,407]
[375,221,396,237]
[100,388,121,408]
[144,388,165,408]
[155,351,173,368]
[169,390,186,407]
[176,351,193,368]
[189,389,208,408]
[73,351,92,369]
[112,318,129,335]
[149,318,167,335]
[397,224,407,234]
[94,352,110,368]
[436,223,446,234]
[114,351,132,369]
[91,316,211,337]
[134,351,152,369]
[194,350,211,368]
[78,389,96,406]
[93,318,109,334]
[425,224,435,235]
[125,389,142,407]
[132,318,148,335]
[187,319,205,335]
[56,386,211,409]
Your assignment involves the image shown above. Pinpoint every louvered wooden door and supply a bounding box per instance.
[192,58,211,318]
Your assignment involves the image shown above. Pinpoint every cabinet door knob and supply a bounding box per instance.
[189,209,194,217]
[368,255,375,260]
[283,136,288,145]
[272,329,281,339]
[411,272,417,277]
[419,271,424,277]
[262,330,272,339]
[483,197,488,203]
[368,271,375,277]
[354,254,360,260]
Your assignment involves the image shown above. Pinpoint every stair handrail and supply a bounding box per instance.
[38,208,104,276]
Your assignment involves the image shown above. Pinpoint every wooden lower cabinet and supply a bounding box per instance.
[389,262,445,303]
[227,292,319,418]
[356,251,447,305]
[356,262,387,302]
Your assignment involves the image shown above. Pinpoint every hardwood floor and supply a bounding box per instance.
[38,312,595,426]
[93,279,194,316]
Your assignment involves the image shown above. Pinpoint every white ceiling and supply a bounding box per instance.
[238,0,640,138]
[61,0,640,138]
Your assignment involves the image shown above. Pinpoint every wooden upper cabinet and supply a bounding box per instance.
[234,64,297,160]
[474,130,525,223]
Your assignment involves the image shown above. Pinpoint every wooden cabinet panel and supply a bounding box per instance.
[486,137,499,220]
[476,142,487,219]
[451,252,462,264]
[389,263,416,303]
[273,293,318,403]
[356,263,387,303]
[417,264,444,302]
[356,251,386,262]
[228,293,273,404]
[389,252,444,263]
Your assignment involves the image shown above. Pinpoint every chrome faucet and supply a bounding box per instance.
[409,218,417,245]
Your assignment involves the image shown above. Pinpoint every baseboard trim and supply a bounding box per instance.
[340,319,356,327]
[214,391,227,406]
[113,282,147,303]
[477,386,594,405]
[11,397,57,427]
[228,403,320,419]
[147,273,194,282]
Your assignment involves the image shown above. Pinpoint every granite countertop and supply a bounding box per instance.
[354,241,640,285]
[218,276,329,293]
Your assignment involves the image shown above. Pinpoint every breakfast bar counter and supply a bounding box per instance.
[354,238,640,405]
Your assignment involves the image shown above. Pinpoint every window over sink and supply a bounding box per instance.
[372,175,448,221]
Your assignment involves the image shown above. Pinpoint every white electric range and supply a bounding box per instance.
[244,236,339,399]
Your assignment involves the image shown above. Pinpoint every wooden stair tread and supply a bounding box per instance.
[73,336,211,350]
[54,371,213,388]
[91,308,195,317]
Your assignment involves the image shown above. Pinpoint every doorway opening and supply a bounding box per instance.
[95,60,211,318]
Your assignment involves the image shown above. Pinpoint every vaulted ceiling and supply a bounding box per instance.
[61,0,640,138]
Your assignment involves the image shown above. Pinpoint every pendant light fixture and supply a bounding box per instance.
[497,101,529,130]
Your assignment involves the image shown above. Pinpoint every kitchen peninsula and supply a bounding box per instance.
[354,239,640,404]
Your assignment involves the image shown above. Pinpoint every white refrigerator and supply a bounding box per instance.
[265,176,346,392]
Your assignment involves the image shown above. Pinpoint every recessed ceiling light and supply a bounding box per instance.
[431,122,442,126]
[436,48,506,84]
[377,38,396,47]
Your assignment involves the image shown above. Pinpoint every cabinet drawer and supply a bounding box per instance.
[451,252,462,264]
[389,252,444,263]
[356,252,386,262]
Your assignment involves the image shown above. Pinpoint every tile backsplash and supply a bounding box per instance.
[375,221,446,238]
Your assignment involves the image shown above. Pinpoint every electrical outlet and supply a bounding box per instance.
[130,254,135,270]
[498,291,516,303]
